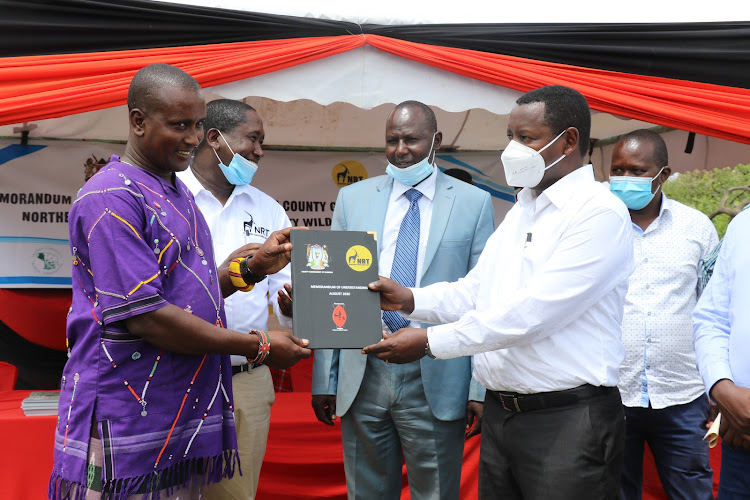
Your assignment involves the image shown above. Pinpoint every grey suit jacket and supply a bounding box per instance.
[312,171,495,421]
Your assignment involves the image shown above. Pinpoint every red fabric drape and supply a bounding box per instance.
[0,289,69,351]
[0,36,364,126]
[365,35,750,145]
[1,34,749,143]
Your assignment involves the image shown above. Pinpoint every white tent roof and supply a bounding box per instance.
[0,45,655,149]
[1,1,748,173]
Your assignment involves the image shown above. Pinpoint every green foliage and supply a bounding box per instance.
[663,163,750,237]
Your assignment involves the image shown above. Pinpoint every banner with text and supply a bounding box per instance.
[0,140,514,288]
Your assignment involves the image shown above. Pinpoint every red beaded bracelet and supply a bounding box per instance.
[249,329,270,367]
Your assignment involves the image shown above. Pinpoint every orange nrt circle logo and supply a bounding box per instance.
[332,161,368,188]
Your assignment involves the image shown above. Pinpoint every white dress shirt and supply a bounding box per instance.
[409,165,634,393]
[179,169,293,366]
[619,195,718,409]
[694,209,750,395]
[379,166,436,328]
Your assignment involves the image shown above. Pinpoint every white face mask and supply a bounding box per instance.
[501,129,567,188]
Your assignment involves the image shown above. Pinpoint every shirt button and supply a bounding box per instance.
[646,284,650,289]
[648,312,652,316]
[647,338,652,343]
[644,258,648,263]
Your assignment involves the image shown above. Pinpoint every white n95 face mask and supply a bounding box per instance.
[501,129,567,188]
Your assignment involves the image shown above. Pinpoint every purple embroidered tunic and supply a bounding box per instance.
[50,158,238,499]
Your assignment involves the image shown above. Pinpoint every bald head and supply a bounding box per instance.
[128,64,202,113]
[385,100,442,169]
[390,100,438,134]
[615,129,668,168]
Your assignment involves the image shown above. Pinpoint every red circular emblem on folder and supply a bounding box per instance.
[332,304,347,328]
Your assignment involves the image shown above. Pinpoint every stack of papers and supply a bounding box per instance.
[21,391,59,416]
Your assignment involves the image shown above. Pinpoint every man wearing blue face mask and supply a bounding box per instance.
[179,99,294,500]
[609,130,718,500]
[311,100,494,499]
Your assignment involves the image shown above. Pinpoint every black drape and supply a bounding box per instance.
[0,320,67,390]
[1,1,750,88]
[0,0,357,57]
[367,22,750,89]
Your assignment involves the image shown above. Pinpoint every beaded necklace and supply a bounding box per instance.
[114,160,222,314]
[119,157,210,266]
[101,341,163,417]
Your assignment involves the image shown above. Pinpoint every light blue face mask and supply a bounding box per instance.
[609,166,665,210]
[385,132,437,186]
[213,130,259,186]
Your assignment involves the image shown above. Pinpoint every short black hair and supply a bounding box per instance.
[127,64,202,113]
[443,168,474,185]
[516,85,591,156]
[394,100,438,134]
[205,99,257,134]
[197,99,258,152]
[618,129,669,167]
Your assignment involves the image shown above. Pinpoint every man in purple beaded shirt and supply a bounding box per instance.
[49,64,310,500]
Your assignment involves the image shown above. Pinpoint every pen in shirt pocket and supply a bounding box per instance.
[524,232,532,249]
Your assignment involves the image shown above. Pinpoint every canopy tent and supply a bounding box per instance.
[1,0,750,181]
[2,0,750,144]
[2,0,750,288]
[0,3,746,497]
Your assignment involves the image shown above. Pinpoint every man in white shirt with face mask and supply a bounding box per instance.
[179,98,293,500]
[365,86,635,499]
[312,100,494,500]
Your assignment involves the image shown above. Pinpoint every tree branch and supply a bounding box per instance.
[709,185,750,219]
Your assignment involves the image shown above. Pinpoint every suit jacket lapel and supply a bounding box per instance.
[371,175,393,256]
[422,173,454,278]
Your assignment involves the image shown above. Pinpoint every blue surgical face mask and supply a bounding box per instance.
[385,132,437,186]
[213,130,258,186]
[609,166,666,210]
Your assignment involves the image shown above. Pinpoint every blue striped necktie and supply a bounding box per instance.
[383,188,422,333]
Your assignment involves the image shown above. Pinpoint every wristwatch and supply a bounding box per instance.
[424,327,437,359]
[240,255,267,284]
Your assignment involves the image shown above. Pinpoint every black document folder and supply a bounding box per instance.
[290,229,382,349]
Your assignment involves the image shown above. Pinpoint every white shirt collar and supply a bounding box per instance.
[516,164,595,209]
[390,165,437,202]
[178,167,204,195]
[179,166,254,204]
[657,193,672,218]
[636,193,672,235]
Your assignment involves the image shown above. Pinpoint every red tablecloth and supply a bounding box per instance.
[256,392,480,500]
[0,390,720,500]
[0,390,56,500]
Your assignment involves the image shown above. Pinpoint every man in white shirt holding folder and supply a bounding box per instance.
[364,85,634,499]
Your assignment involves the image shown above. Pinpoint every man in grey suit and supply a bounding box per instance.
[311,100,495,499]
